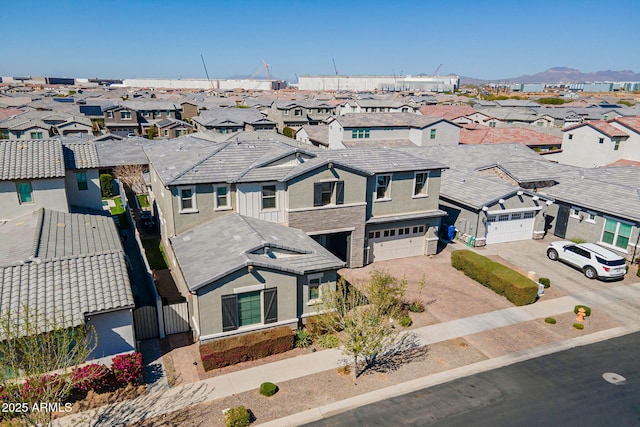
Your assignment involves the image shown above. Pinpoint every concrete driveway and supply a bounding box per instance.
[468,236,639,298]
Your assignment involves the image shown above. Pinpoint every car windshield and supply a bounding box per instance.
[595,256,625,266]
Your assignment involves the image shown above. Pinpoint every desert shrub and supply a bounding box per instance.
[574,305,591,317]
[294,329,312,348]
[282,126,295,138]
[573,323,585,330]
[316,334,339,349]
[200,326,294,371]
[305,313,341,336]
[398,315,413,328]
[111,353,143,384]
[366,270,407,317]
[408,301,425,313]
[544,317,557,324]
[337,365,350,375]
[71,363,111,391]
[225,405,251,427]
[539,278,551,288]
[259,382,278,397]
[451,250,539,305]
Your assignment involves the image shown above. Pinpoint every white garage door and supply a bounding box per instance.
[485,211,535,244]
[369,226,425,262]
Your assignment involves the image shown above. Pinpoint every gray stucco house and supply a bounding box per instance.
[168,213,344,341]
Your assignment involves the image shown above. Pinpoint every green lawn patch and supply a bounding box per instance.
[105,196,125,215]
[137,194,150,208]
[141,238,169,270]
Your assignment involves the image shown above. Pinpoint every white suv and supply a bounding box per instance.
[546,241,627,280]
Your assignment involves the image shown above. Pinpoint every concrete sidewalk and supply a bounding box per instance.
[53,282,640,427]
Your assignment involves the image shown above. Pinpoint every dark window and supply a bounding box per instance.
[262,185,276,209]
[76,172,88,191]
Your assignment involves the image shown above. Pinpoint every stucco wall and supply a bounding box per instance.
[297,270,338,317]
[171,183,235,235]
[286,165,367,210]
[0,178,68,219]
[86,309,135,361]
[195,267,299,338]
[369,170,441,218]
[65,169,102,211]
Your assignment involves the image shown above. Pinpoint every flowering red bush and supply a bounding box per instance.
[71,364,110,392]
[111,353,143,384]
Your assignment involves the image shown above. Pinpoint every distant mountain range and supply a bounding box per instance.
[460,67,640,85]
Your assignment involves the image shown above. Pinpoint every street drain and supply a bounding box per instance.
[602,372,626,385]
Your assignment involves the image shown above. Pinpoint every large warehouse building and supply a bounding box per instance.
[298,74,459,92]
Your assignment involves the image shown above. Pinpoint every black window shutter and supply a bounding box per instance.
[263,288,278,324]
[335,181,344,205]
[313,183,322,207]
[221,294,238,331]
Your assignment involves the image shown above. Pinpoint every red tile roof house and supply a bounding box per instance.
[554,120,630,168]
[459,125,562,152]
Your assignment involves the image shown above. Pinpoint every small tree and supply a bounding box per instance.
[0,306,97,426]
[318,277,399,380]
[113,164,147,195]
[147,126,157,140]
[100,173,114,197]
[366,269,407,318]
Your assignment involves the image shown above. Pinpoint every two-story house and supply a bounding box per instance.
[102,104,140,136]
[103,101,183,136]
[327,113,461,149]
[338,99,419,115]
[192,108,276,133]
[144,134,448,341]
[554,120,630,167]
[268,101,336,132]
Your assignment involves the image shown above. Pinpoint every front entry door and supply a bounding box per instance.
[554,205,570,238]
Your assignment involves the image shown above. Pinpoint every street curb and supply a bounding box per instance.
[255,324,640,427]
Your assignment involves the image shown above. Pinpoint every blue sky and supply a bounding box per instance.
[2,0,639,81]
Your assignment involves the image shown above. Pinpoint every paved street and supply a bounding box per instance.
[304,331,640,427]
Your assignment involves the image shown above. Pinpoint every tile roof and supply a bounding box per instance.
[170,213,345,291]
[0,108,25,120]
[193,108,271,127]
[333,113,448,129]
[606,159,640,168]
[460,126,562,147]
[419,105,478,120]
[0,139,66,180]
[146,134,445,186]
[562,120,629,138]
[62,141,100,169]
[611,116,640,134]
[297,125,329,146]
[0,208,134,337]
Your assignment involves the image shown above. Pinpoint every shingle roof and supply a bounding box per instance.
[62,141,100,169]
[170,213,345,291]
[0,139,65,180]
[0,208,134,337]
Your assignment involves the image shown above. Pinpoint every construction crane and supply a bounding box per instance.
[249,60,271,80]
[332,58,339,76]
[200,54,214,90]
[433,64,442,75]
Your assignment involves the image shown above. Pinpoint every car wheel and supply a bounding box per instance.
[584,266,598,279]
[547,249,559,261]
